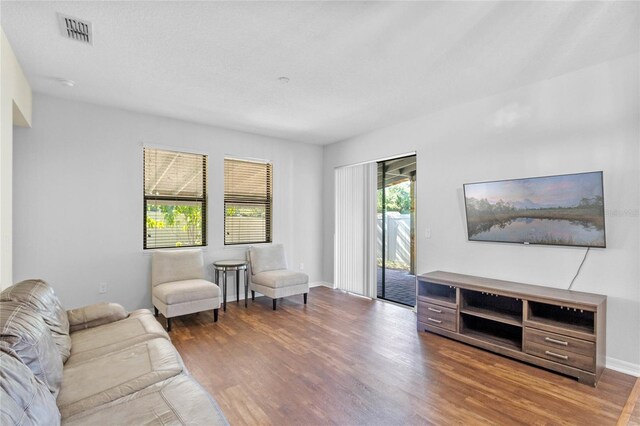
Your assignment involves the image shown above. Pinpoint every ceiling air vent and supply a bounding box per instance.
[58,13,93,45]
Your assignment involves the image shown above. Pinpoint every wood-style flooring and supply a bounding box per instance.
[619,379,640,426]
[169,286,637,425]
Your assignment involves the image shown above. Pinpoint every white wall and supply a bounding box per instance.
[1,28,32,289]
[13,94,324,311]
[323,53,640,372]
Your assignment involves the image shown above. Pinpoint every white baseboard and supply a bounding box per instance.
[607,357,640,377]
[310,281,334,289]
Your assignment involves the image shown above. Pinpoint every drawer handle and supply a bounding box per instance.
[545,350,569,360]
[544,337,569,346]
[427,318,442,324]
[427,307,442,313]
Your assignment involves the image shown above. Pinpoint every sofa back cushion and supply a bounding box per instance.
[67,302,128,333]
[0,301,64,396]
[249,244,287,275]
[151,249,205,287]
[0,343,61,425]
[1,279,71,363]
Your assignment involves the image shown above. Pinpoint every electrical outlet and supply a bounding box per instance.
[425,227,432,239]
[99,282,108,294]
[299,263,304,271]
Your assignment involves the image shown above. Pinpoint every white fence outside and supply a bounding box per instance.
[377,212,412,268]
[224,216,267,243]
[146,212,267,247]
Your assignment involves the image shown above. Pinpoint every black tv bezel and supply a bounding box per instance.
[462,171,606,249]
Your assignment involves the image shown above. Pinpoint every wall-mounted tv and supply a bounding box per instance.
[463,171,605,248]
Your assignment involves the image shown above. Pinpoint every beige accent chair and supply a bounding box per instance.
[248,244,309,310]
[151,249,221,331]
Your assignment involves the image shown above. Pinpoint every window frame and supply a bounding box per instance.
[223,157,273,246]
[143,147,208,250]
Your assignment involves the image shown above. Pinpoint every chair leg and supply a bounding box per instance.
[214,308,219,323]
[273,298,277,311]
[166,317,172,332]
[304,293,308,304]
[252,290,255,301]
[154,307,158,317]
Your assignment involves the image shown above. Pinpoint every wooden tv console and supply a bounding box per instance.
[417,271,606,386]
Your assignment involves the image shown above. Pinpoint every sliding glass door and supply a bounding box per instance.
[377,155,416,307]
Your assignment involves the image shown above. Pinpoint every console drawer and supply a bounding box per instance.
[418,301,457,332]
[524,328,595,357]
[524,328,595,372]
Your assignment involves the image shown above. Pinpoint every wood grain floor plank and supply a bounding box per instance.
[618,378,640,426]
[169,287,636,425]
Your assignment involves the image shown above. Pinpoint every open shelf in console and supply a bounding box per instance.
[460,289,522,326]
[418,280,456,307]
[527,301,595,336]
[459,313,522,351]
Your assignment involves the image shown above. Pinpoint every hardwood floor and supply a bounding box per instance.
[631,389,640,425]
[169,286,636,425]
[619,379,640,426]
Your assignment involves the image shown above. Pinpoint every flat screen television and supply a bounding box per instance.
[463,171,605,248]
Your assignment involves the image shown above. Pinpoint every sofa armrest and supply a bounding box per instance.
[67,302,128,332]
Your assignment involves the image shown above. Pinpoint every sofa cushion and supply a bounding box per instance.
[66,302,128,333]
[151,249,205,287]
[252,270,309,289]
[66,309,169,364]
[0,279,71,363]
[154,279,220,305]
[0,343,61,426]
[62,375,228,426]
[249,244,287,274]
[0,301,64,396]
[57,338,184,419]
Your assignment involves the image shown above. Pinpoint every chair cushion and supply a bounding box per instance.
[249,244,287,274]
[153,279,220,305]
[0,301,64,396]
[151,249,205,287]
[1,279,71,363]
[57,338,184,419]
[66,309,169,365]
[0,343,61,425]
[62,375,228,426]
[252,270,309,289]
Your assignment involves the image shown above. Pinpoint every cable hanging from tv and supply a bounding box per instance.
[568,247,590,290]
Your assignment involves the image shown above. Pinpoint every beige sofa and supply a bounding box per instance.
[0,279,228,425]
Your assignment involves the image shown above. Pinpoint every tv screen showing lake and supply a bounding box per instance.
[464,171,606,248]
[470,218,605,246]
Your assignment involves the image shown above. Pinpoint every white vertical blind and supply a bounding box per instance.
[334,163,377,297]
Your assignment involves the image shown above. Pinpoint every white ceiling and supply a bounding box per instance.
[2,1,638,145]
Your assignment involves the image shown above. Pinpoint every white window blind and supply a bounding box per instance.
[144,147,207,249]
[224,158,272,245]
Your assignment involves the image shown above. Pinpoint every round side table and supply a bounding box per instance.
[212,260,249,310]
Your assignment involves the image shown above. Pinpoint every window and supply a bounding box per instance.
[144,147,207,249]
[224,158,272,245]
